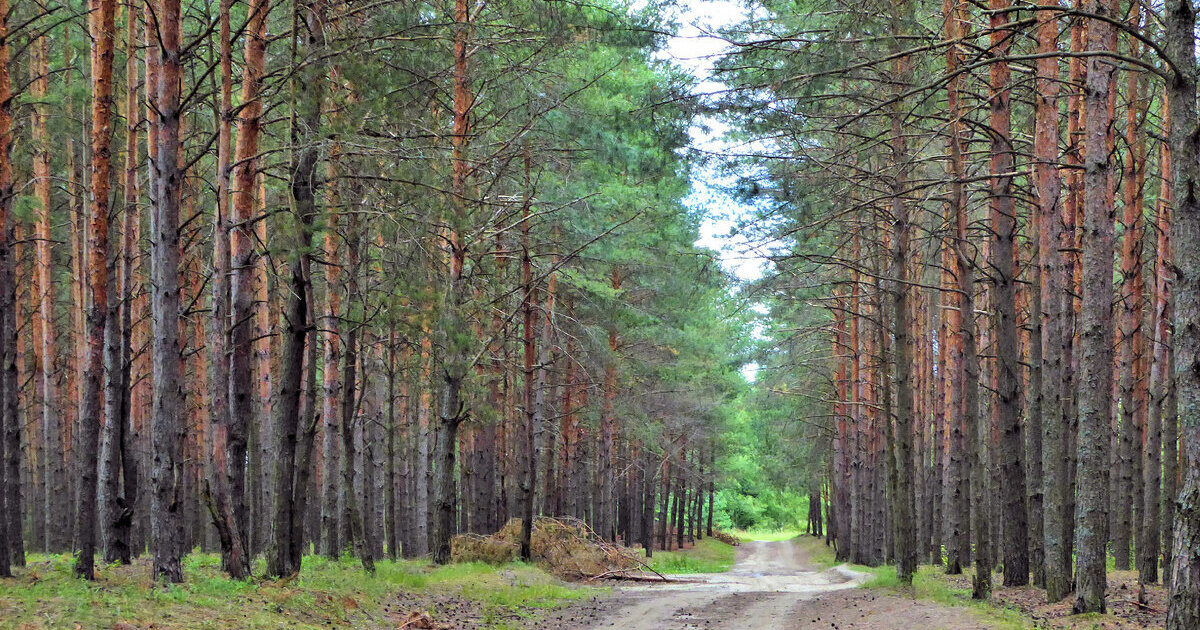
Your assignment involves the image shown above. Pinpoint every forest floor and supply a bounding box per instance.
[0,553,592,629]
[0,540,1170,629]
[937,568,1167,629]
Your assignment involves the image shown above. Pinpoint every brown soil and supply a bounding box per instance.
[944,569,1166,629]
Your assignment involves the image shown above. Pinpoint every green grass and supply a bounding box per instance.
[729,528,801,543]
[858,566,1031,630]
[789,537,1031,630]
[643,538,736,574]
[0,552,591,630]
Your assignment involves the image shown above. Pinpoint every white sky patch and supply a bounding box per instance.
[656,0,772,381]
[657,0,769,285]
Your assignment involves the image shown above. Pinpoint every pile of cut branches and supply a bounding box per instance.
[451,516,666,581]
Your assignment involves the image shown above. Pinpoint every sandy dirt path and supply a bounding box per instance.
[542,539,1000,630]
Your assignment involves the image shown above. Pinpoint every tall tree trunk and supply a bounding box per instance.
[1035,0,1068,601]
[73,0,117,580]
[149,0,186,583]
[987,0,1028,588]
[267,0,329,578]
[430,0,473,565]
[941,0,970,576]
[957,147,987,598]
[203,0,249,579]
[1073,0,1118,614]
[0,0,14,579]
[1165,0,1200,625]
[1141,131,1168,586]
[320,207,342,557]
[518,195,539,561]
[1147,113,1172,584]
[597,269,621,542]
[886,1,917,582]
[230,0,270,562]
[1118,12,1147,574]
[386,329,398,557]
[30,5,68,555]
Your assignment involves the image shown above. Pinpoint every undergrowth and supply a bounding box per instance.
[643,538,736,574]
[0,552,589,629]
[790,537,1032,630]
[730,528,801,543]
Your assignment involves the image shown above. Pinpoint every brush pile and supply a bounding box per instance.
[451,516,650,580]
[710,530,740,546]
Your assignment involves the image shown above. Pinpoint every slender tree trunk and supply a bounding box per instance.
[941,0,970,576]
[30,7,68,556]
[986,0,1028,587]
[230,0,270,561]
[386,329,398,558]
[1072,0,1118,614]
[1035,0,1068,601]
[1165,0,1200,626]
[1146,115,1172,584]
[202,0,249,579]
[73,0,117,580]
[597,269,621,542]
[1118,13,1148,575]
[0,0,14,579]
[149,0,186,583]
[518,195,539,561]
[320,208,342,557]
[430,0,473,565]
[886,3,917,581]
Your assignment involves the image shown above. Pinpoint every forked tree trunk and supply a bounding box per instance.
[229,0,270,562]
[98,0,137,567]
[267,0,329,578]
[203,0,249,579]
[73,0,117,581]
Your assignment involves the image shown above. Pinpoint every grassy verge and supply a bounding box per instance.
[729,528,801,543]
[0,552,591,630]
[643,538,736,574]
[789,537,1032,630]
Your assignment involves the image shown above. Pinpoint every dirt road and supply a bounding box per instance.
[544,539,999,630]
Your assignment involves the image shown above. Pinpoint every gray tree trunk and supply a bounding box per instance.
[1165,1,1200,627]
